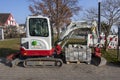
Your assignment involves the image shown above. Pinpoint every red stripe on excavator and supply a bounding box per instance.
[20,48,54,56]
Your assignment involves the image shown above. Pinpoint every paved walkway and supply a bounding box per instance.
[0,58,120,80]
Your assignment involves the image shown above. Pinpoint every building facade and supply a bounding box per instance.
[0,13,18,26]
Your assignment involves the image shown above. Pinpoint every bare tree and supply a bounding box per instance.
[84,7,98,22]
[101,0,120,33]
[84,0,120,31]
[29,0,80,38]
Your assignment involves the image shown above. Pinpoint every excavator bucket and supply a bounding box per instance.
[91,55,107,66]
[98,57,107,66]
[91,46,107,66]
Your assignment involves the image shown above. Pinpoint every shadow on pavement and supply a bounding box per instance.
[106,62,120,67]
[91,55,120,68]
[0,57,24,67]
[0,57,10,67]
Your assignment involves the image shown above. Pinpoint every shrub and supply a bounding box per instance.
[4,26,20,39]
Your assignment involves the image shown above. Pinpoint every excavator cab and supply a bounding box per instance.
[21,16,54,57]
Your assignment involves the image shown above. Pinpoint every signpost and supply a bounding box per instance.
[117,26,120,61]
[98,0,101,43]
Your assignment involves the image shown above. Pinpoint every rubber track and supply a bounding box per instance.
[23,58,63,68]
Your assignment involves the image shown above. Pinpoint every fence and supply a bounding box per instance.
[0,27,4,40]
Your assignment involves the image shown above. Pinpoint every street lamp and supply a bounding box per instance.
[98,0,101,43]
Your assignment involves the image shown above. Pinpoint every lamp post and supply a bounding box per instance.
[98,0,101,43]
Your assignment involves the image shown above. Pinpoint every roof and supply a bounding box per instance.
[0,13,11,25]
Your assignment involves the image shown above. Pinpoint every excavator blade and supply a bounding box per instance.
[91,55,107,66]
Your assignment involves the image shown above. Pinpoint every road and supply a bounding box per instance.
[0,58,120,80]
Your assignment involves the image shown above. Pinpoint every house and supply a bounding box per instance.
[18,24,26,34]
[0,13,18,26]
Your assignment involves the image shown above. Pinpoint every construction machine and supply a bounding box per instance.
[6,15,106,67]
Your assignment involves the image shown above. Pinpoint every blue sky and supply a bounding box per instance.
[0,0,98,24]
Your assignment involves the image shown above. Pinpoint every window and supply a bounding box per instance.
[29,18,49,37]
[8,20,10,25]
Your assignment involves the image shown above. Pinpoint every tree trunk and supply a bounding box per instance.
[56,27,60,40]
[104,32,109,51]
